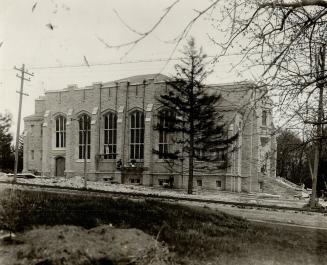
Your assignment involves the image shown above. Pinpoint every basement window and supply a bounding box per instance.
[103,176,113,182]
[158,179,169,186]
[130,178,141,184]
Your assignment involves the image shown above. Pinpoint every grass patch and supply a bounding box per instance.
[1,189,327,264]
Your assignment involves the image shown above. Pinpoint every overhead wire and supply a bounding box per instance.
[0,51,266,71]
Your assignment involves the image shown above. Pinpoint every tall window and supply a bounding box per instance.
[217,150,226,161]
[195,148,205,161]
[262,110,267,126]
[104,112,117,159]
[130,111,144,160]
[78,114,91,159]
[55,115,66,148]
[158,109,172,159]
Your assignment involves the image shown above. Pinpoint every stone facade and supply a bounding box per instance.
[23,74,276,192]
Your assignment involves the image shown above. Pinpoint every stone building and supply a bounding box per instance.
[23,73,276,192]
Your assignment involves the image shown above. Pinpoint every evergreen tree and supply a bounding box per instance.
[0,112,14,172]
[18,134,24,172]
[11,134,24,173]
[154,38,237,194]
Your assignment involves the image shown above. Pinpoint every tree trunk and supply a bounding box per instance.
[188,56,195,195]
[310,144,319,207]
[188,133,194,194]
[310,44,325,207]
[188,113,194,194]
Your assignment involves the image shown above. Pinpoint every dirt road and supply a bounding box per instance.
[178,201,327,230]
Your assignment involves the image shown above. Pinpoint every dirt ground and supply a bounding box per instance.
[0,225,173,265]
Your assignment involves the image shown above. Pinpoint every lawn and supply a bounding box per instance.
[0,188,326,265]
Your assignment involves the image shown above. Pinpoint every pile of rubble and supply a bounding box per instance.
[0,225,173,265]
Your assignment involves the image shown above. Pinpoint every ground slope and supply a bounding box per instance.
[262,176,303,199]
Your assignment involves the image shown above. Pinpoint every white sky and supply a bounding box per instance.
[0,0,260,139]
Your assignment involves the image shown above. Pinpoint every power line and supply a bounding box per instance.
[0,52,265,71]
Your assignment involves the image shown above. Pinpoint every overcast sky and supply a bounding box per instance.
[0,0,259,139]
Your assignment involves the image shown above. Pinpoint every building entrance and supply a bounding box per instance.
[55,157,65,177]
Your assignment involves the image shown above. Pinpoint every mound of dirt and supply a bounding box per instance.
[0,225,173,265]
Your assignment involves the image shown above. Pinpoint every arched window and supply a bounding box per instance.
[158,109,171,159]
[130,111,144,160]
[78,114,91,159]
[103,112,117,159]
[55,115,66,148]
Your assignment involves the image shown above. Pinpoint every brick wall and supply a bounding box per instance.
[23,116,43,174]
[23,75,276,193]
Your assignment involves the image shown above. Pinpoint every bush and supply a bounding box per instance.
[0,189,30,239]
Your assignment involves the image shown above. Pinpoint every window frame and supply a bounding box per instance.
[216,180,222,189]
[129,110,145,160]
[158,109,172,159]
[196,179,203,187]
[103,112,117,159]
[217,150,226,161]
[262,110,267,126]
[78,114,91,159]
[55,115,66,148]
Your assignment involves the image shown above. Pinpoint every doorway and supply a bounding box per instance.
[55,157,65,177]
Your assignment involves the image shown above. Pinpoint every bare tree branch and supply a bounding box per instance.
[260,0,327,9]
[97,0,180,55]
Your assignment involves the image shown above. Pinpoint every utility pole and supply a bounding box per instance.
[13,64,33,183]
